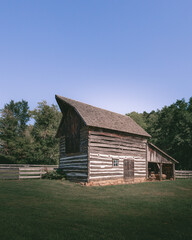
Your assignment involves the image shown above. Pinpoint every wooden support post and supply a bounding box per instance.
[146,143,148,180]
[173,163,175,180]
[40,167,42,178]
[160,163,162,181]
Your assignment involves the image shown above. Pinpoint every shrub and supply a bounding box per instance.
[42,168,66,180]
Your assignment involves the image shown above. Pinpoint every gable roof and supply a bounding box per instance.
[55,95,151,138]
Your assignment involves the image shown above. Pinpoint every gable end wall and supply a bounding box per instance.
[59,126,89,182]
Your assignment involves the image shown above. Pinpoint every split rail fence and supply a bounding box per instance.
[1,165,192,180]
[0,164,58,180]
[175,170,192,179]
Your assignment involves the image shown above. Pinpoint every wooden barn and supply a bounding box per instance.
[55,95,178,185]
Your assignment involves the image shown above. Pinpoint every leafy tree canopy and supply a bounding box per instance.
[0,100,61,165]
[30,101,62,164]
[127,98,192,170]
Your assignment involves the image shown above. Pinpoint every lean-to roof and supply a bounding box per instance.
[148,142,178,163]
[55,95,151,138]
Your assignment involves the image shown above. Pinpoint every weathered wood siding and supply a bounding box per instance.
[60,136,66,159]
[64,108,80,154]
[88,130,147,182]
[147,144,172,164]
[59,127,89,182]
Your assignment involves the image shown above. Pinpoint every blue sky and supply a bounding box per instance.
[0,0,192,114]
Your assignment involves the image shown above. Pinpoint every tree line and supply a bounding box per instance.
[0,98,192,169]
[127,98,192,170]
[0,100,61,165]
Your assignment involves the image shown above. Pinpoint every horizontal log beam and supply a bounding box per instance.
[60,154,88,161]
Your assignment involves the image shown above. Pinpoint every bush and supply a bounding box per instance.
[42,168,66,180]
[0,154,15,164]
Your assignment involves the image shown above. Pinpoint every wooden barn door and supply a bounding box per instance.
[124,160,134,181]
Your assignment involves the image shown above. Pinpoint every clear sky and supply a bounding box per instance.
[0,0,192,114]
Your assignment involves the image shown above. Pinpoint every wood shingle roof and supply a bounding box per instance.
[56,95,151,138]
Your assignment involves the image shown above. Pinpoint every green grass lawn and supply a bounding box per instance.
[0,179,192,240]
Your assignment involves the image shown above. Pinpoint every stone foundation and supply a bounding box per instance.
[84,177,146,186]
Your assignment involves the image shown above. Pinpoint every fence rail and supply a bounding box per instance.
[0,164,58,180]
[175,170,192,179]
[1,165,191,180]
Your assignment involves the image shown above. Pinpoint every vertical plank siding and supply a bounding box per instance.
[88,131,147,182]
[147,145,172,164]
[80,127,88,153]
[147,143,176,164]
[60,136,66,159]
[59,127,88,182]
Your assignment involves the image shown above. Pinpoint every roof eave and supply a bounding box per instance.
[88,125,151,138]
[55,94,151,138]
[148,142,179,163]
[55,94,88,127]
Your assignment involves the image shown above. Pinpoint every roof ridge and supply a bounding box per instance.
[55,94,151,138]
[56,95,132,119]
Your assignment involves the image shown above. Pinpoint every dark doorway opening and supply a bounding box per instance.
[148,162,159,175]
[148,162,174,180]
[148,162,161,180]
[162,164,173,180]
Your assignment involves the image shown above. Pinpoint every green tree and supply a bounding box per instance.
[151,99,192,169]
[126,111,147,130]
[127,98,192,170]
[0,100,30,163]
[30,101,62,165]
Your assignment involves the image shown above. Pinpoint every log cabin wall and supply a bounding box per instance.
[88,129,148,183]
[59,110,89,182]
